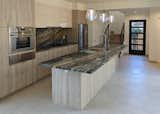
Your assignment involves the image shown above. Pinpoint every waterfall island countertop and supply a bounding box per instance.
[40,44,126,74]
[40,44,127,110]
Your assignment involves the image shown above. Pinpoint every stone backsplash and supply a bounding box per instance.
[36,27,77,51]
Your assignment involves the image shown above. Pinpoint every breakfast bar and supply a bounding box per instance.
[41,45,126,110]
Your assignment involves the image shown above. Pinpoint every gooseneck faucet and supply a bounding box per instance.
[103,24,110,50]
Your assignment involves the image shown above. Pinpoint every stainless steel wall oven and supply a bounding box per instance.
[9,27,35,54]
[9,27,36,65]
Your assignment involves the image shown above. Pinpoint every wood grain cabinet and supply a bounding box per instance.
[0,28,10,97]
[0,28,35,97]
[34,51,50,82]
[0,44,78,98]
[35,45,78,80]
[0,0,78,98]
[9,60,34,93]
[0,0,35,27]
[72,10,87,42]
[0,0,35,98]
[16,0,35,26]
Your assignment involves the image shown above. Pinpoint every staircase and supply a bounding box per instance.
[110,23,125,44]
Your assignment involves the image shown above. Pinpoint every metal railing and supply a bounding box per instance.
[120,23,125,44]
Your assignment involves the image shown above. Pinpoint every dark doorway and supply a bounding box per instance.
[129,20,146,55]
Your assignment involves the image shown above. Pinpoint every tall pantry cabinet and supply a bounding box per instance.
[0,0,35,98]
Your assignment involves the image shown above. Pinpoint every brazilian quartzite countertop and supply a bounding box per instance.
[40,44,126,74]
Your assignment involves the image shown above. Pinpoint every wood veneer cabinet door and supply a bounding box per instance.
[16,0,35,26]
[9,60,34,92]
[72,10,87,42]
[0,0,8,27]
[22,60,34,86]
[0,28,10,97]
[35,51,50,80]
[0,0,3,27]
[0,0,19,27]
[71,45,78,53]
[48,49,57,60]
[0,0,35,27]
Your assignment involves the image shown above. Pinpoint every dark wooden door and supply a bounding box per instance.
[129,20,146,55]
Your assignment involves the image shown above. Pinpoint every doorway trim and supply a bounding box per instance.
[129,20,146,55]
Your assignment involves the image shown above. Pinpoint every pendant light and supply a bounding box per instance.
[99,1,107,23]
[110,15,114,23]
[99,12,107,23]
[86,9,97,21]
[109,12,114,23]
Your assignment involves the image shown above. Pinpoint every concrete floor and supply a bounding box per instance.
[1,55,160,114]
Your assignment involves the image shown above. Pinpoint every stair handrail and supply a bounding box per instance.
[120,23,125,44]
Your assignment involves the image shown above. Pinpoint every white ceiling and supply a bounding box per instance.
[118,8,149,16]
[97,8,149,16]
[65,0,119,3]
[65,0,159,3]
[65,0,156,14]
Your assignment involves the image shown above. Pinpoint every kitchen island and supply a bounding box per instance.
[41,45,126,110]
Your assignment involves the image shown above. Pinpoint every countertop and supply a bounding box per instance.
[40,44,126,74]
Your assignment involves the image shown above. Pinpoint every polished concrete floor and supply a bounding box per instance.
[1,55,160,114]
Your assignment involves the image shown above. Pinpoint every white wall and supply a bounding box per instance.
[148,8,160,62]
[88,20,105,47]
[123,8,160,62]
[110,11,125,34]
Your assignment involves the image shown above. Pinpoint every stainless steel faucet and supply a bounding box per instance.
[103,24,110,50]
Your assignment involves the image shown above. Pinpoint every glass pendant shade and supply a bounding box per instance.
[110,15,114,23]
[86,9,97,21]
[99,13,107,23]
